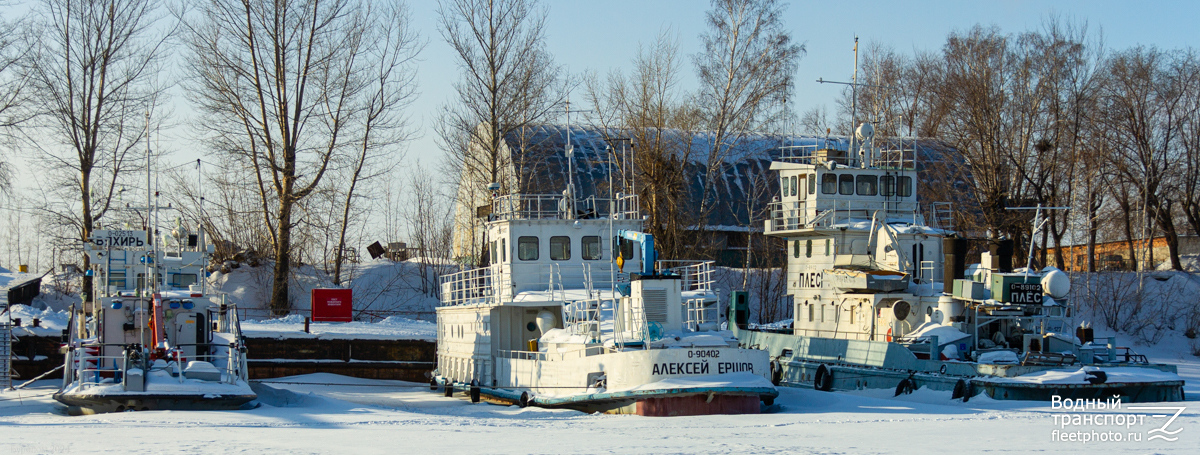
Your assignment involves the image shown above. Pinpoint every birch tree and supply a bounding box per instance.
[693,0,801,241]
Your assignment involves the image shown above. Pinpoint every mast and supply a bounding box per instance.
[143,111,151,349]
[851,36,859,164]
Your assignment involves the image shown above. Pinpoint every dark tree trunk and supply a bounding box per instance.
[270,198,293,314]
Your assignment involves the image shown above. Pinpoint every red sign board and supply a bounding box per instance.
[311,288,353,322]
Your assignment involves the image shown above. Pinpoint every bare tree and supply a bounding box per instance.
[405,163,456,296]
[584,31,701,260]
[24,0,172,297]
[436,0,566,264]
[1174,50,1200,241]
[0,10,35,192]
[693,0,801,238]
[187,0,420,312]
[1097,46,1187,270]
[330,2,421,286]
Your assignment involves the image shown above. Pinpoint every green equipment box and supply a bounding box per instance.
[990,273,1043,304]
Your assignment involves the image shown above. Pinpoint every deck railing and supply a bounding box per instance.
[440,262,633,306]
[658,260,715,294]
[684,298,718,331]
[766,198,921,233]
[491,193,640,221]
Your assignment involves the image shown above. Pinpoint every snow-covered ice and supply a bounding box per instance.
[3,370,1196,454]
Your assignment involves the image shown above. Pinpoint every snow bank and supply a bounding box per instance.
[980,366,1184,385]
[4,304,71,336]
[242,315,436,341]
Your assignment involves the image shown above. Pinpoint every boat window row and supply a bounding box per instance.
[818,174,912,197]
[793,239,831,258]
[509,235,611,261]
[780,174,817,198]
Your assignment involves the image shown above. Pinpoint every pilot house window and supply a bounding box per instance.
[821,174,837,194]
[582,236,601,260]
[550,236,571,260]
[856,175,877,196]
[518,236,539,261]
[838,174,855,195]
[880,176,896,196]
[898,176,913,197]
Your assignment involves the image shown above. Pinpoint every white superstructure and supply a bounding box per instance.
[436,191,776,415]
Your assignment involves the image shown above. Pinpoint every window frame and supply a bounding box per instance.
[582,236,601,260]
[880,175,896,197]
[856,174,877,196]
[838,174,855,195]
[550,236,571,261]
[518,236,539,261]
[898,176,913,197]
[821,174,837,194]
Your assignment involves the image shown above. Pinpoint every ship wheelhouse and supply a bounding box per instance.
[765,145,949,342]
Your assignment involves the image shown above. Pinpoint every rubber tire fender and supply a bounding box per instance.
[519,391,531,408]
[952,379,967,400]
[894,378,915,396]
[770,360,783,386]
[813,364,833,392]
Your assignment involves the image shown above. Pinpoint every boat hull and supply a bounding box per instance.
[733,326,1184,403]
[441,378,775,416]
[437,345,778,415]
[54,392,256,415]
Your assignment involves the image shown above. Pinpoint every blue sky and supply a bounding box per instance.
[9,0,1199,191]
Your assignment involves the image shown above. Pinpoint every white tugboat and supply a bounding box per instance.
[55,218,255,415]
[435,186,777,416]
[731,123,1184,402]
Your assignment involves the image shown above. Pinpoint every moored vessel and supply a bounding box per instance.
[435,185,777,416]
[730,122,1184,402]
[55,218,255,415]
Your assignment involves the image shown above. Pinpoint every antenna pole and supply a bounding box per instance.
[851,36,859,163]
[565,99,575,219]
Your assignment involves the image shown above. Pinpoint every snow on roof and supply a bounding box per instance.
[503,124,957,229]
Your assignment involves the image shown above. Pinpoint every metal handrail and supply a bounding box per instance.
[440,262,632,306]
[766,198,922,233]
[684,298,717,331]
[497,345,606,361]
[491,193,641,220]
[658,260,716,294]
